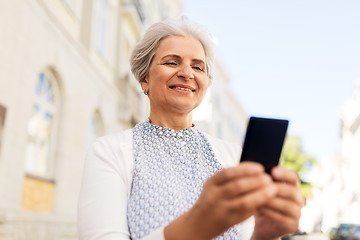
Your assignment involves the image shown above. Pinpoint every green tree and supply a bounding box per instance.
[280,135,317,199]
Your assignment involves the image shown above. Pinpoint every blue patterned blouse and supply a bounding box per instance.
[127,120,242,239]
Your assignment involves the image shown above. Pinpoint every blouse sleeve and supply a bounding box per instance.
[77,132,166,240]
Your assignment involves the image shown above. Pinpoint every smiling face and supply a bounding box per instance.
[141,35,209,119]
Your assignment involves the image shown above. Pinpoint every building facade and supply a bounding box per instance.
[0,0,247,238]
[193,56,248,145]
[308,80,360,233]
[337,80,360,224]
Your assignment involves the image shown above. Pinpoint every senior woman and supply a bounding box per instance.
[78,18,303,240]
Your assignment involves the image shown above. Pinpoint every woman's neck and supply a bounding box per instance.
[148,112,193,131]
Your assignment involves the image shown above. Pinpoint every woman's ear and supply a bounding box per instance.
[140,78,149,93]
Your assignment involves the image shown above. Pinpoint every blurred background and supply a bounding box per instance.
[0,0,359,239]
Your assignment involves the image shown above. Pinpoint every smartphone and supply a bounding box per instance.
[239,116,289,174]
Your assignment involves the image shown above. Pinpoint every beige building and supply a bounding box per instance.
[0,0,247,238]
[308,80,360,233]
[337,80,360,224]
[194,56,248,145]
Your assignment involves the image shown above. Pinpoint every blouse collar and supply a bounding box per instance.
[142,119,197,139]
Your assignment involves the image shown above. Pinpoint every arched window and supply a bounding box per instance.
[24,70,61,180]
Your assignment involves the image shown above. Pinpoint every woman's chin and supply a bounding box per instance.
[168,103,197,114]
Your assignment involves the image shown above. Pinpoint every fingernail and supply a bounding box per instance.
[264,174,272,184]
[253,164,264,173]
[272,167,282,177]
[267,185,277,196]
[245,162,263,173]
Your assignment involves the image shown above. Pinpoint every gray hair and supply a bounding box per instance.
[130,17,216,84]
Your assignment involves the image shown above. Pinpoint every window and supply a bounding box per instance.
[24,71,60,180]
[61,0,77,14]
[61,0,72,7]
[92,0,118,65]
[133,0,145,23]
[95,0,108,56]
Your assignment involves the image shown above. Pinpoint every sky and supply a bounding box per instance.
[182,0,360,162]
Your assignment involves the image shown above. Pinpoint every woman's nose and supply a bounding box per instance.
[177,64,194,80]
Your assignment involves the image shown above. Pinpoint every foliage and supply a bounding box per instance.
[280,135,317,199]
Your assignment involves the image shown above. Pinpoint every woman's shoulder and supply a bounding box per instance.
[86,129,134,185]
[95,129,133,147]
[87,129,134,160]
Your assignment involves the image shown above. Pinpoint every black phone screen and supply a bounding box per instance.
[239,116,289,173]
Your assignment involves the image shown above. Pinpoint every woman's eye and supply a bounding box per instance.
[193,66,204,71]
[164,62,177,65]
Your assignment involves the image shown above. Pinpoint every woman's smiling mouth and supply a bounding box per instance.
[169,85,195,92]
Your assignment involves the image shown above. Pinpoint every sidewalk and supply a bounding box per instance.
[289,232,329,240]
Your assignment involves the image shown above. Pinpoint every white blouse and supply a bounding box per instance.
[78,129,254,240]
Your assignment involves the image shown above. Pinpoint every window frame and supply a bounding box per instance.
[24,69,61,181]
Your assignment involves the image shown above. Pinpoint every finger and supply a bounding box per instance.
[256,207,300,233]
[220,174,273,198]
[262,198,302,219]
[228,184,278,211]
[271,167,300,186]
[275,182,305,206]
[212,162,265,185]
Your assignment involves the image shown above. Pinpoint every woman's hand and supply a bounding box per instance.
[251,166,304,240]
[164,162,278,240]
